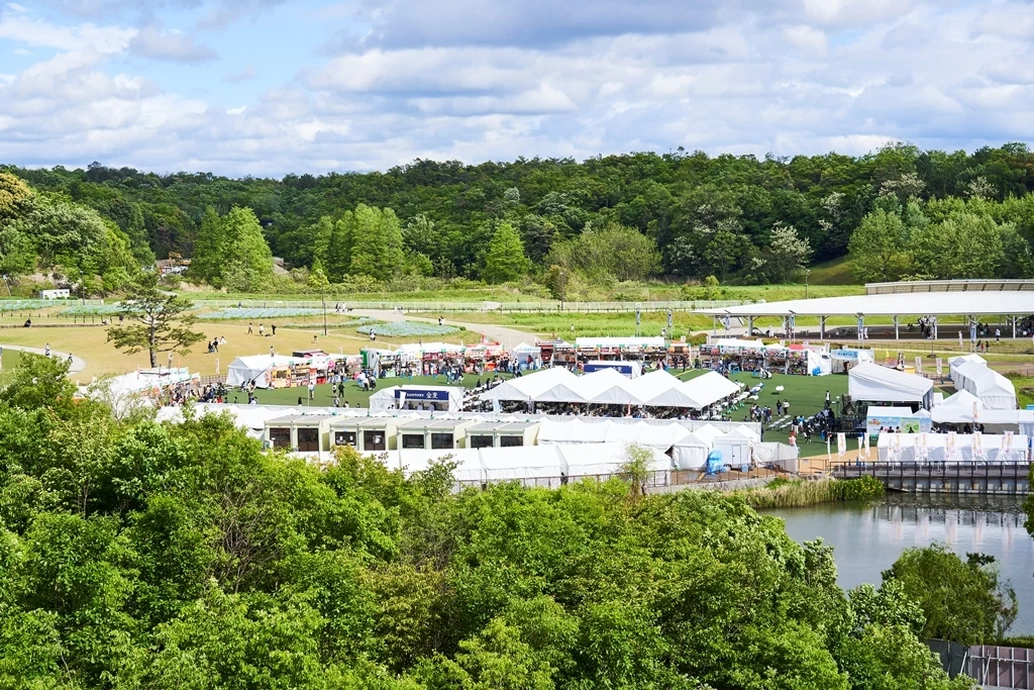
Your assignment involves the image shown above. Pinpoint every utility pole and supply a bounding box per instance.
[805,269,810,299]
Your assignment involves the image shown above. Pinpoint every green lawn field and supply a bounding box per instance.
[676,368,851,446]
[246,373,511,408]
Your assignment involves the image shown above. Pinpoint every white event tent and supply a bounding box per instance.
[681,371,741,408]
[877,432,1029,463]
[953,361,1016,410]
[226,354,296,388]
[949,354,987,382]
[848,363,934,409]
[484,367,741,410]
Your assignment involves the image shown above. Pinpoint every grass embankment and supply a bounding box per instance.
[807,257,856,285]
[740,476,885,509]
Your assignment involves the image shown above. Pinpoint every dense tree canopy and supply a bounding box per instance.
[0,353,982,689]
[6,142,1034,292]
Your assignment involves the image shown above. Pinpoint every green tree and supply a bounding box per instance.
[220,206,274,292]
[849,209,912,282]
[883,544,1017,644]
[106,273,205,368]
[326,212,354,282]
[188,206,226,285]
[909,212,1003,280]
[350,205,405,281]
[482,222,529,284]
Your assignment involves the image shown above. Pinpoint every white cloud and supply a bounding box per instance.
[4,0,1034,176]
[129,24,217,63]
[783,25,827,54]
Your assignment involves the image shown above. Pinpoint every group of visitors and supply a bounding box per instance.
[247,323,277,337]
[206,336,226,353]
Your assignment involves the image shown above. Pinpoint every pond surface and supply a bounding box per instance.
[767,495,1034,635]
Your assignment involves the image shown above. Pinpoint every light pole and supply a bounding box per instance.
[805,269,810,299]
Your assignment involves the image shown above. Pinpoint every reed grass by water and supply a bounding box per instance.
[740,476,884,509]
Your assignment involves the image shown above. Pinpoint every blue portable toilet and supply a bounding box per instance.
[706,450,724,475]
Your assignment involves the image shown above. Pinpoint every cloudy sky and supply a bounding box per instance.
[0,0,1031,176]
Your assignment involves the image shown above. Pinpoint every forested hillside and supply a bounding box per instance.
[5,142,1034,294]
[0,354,982,689]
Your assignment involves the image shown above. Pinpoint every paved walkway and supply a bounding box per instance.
[353,310,534,349]
[0,344,87,374]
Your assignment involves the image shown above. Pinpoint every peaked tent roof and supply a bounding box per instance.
[848,363,933,403]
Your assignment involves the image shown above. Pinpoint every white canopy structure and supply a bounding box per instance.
[481,446,566,483]
[577,368,642,405]
[929,408,1034,436]
[877,432,1029,463]
[538,419,614,445]
[848,363,934,408]
[484,367,584,403]
[949,354,987,383]
[938,389,984,410]
[672,432,713,470]
[557,443,671,479]
[574,336,665,349]
[689,423,725,445]
[226,355,296,388]
[682,371,741,408]
[630,370,701,408]
[485,368,739,410]
[953,361,1016,410]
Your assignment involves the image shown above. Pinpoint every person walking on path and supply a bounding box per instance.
[258,324,265,336]
[248,322,254,335]
[995,328,1001,342]
[271,324,277,336]
[44,343,51,357]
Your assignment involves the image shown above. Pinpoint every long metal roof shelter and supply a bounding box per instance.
[703,291,1034,318]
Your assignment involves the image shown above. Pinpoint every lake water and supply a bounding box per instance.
[767,495,1034,635]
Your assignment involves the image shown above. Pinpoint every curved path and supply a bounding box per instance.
[0,344,87,375]
[353,309,534,349]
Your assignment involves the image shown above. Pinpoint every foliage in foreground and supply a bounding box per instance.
[0,354,977,689]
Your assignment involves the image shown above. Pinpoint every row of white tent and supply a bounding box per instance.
[381,443,673,485]
[876,432,1030,463]
[483,367,741,409]
[949,354,1017,410]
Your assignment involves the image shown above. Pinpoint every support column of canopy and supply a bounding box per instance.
[1012,315,1017,339]
[819,316,826,340]
[748,316,755,337]
[893,315,899,340]
[932,316,938,341]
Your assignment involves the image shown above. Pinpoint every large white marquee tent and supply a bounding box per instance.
[484,368,742,410]
[877,432,1030,463]
[952,361,1017,410]
[848,363,934,409]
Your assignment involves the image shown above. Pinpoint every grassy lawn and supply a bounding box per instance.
[410,311,714,338]
[247,373,508,408]
[672,369,851,446]
[0,349,22,385]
